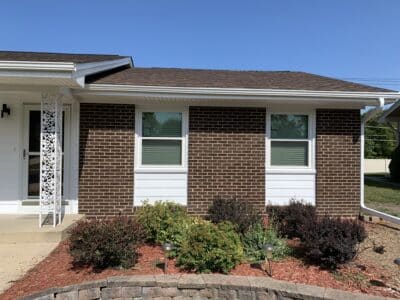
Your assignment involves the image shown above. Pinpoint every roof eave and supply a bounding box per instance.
[0,57,132,88]
[379,100,400,122]
[84,83,400,102]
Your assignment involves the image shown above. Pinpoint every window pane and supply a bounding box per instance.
[142,140,182,165]
[143,112,182,137]
[271,141,308,166]
[29,111,41,152]
[271,114,308,139]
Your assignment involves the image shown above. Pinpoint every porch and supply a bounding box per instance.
[0,214,84,243]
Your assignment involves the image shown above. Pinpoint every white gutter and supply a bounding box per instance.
[0,60,76,71]
[361,97,400,224]
[86,84,400,100]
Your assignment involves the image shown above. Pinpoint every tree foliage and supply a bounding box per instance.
[364,112,397,159]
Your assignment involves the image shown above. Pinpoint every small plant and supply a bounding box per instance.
[372,243,386,254]
[177,221,243,273]
[241,222,291,262]
[299,216,367,269]
[69,217,144,269]
[136,201,188,244]
[208,197,261,234]
[267,200,316,239]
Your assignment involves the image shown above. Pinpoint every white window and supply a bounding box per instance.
[267,112,315,170]
[135,108,188,170]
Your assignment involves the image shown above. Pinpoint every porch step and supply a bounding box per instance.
[0,214,84,243]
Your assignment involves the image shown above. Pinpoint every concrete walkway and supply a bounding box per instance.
[0,242,58,293]
[0,214,84,293]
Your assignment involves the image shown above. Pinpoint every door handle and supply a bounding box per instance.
[23,149,26,160]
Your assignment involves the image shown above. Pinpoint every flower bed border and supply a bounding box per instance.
[20,274,392,300]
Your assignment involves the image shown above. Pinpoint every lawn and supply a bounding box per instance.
[364,175,400,217]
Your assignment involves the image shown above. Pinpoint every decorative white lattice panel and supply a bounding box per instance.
[39,92,63,227]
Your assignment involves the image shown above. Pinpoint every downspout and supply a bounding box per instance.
[360,97,400,224]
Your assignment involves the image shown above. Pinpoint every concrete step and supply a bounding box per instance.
[0,214,84,243]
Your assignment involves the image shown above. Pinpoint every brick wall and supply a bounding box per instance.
[316,109,361,217]
[79,103,135,218]
[188,107,266,216]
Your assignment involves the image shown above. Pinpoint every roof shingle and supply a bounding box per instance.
[86,67,393,93]
[0,51,128,64]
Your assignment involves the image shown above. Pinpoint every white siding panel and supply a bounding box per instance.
[134,172,187,206]
[266,173,315,206]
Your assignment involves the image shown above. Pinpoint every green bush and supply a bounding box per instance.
[208,197,261,234]
[242,222,291,262]
[389,145,400,182]
[267,201,316,239]
[136,201,187,243]
[299,216,367,269]
[69,217,144,269]
[177,221,243,273]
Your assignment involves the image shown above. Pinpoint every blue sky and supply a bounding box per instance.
[1,0,400,90]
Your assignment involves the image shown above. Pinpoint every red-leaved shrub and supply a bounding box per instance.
[69,216,144,269]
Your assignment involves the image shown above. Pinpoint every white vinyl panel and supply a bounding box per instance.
[267,180,314,189]
[134,172,187,181]
[266,196,314,206]
[266,174,315,181]
[267,188,314,197]
[136,179,187,189]
[266,173,315,206]
[134,172,187,206]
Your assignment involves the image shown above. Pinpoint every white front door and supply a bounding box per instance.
[22,105,71,205]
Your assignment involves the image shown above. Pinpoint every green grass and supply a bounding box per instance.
[364,176,400,217]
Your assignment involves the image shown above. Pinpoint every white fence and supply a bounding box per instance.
[364,159,391,174]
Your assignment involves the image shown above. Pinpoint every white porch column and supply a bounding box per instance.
[39,91,63,227]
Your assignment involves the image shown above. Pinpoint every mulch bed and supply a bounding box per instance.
[1,224,400,299]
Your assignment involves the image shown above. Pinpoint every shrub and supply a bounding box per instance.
[267,200,316,239]
[389,145,400,182]
[69,217,144,269]
[299,216,367,269]
[136,201,187,243]
[242,222,291,262]
[177,221,243,273]
[208,197,261,234]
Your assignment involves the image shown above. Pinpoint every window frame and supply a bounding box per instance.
[266,110,315,172]
[135,107,188,172]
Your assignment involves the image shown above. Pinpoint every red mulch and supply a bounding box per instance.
[1,241,399,300]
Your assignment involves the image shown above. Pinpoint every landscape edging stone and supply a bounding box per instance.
[19,274,393,300]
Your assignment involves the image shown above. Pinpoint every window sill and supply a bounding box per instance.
[135,167,188,174]
[266,168,316,174]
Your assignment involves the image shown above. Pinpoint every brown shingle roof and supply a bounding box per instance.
[0,51,128,64]
[86,67,393,93]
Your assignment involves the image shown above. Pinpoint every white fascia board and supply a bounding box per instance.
[84,84,400,104]
[0,60,75,71]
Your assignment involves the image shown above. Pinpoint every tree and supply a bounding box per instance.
[364,112,397,159]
